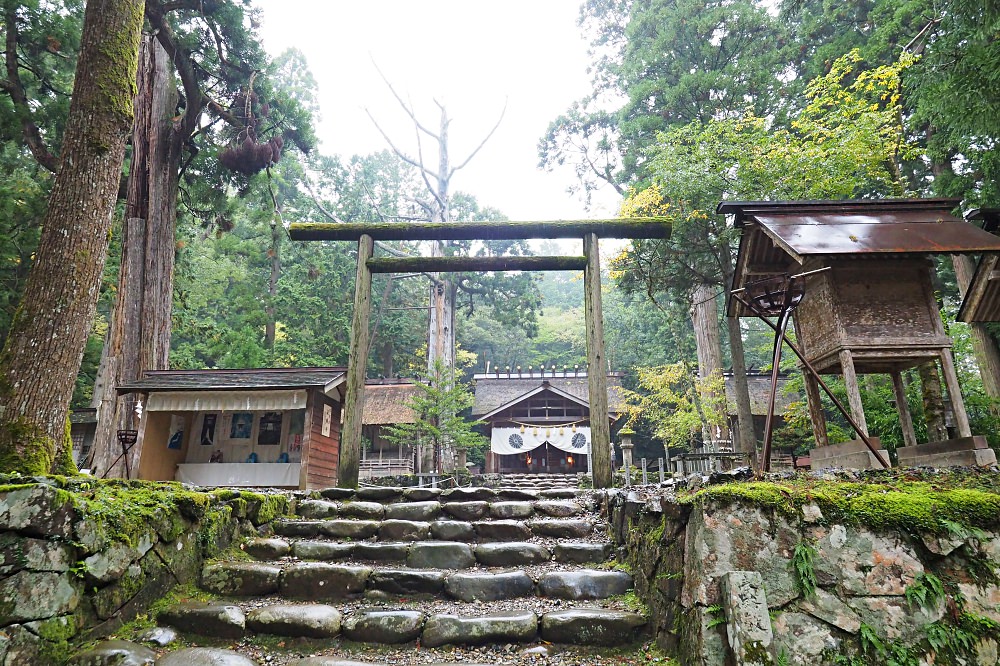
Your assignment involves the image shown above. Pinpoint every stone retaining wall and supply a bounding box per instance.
[603,480,1000,665]
[0,478,288,664]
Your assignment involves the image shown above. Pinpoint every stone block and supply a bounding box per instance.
[490,502,535,519]
[472,520,531,541]
[540,609,645,646]
[769,612,834,666]
[537,570,632,600]
[378,520,430,541]
[341,609,424,643]
[201,562,281,596]
[554,541,611,564]
[156,647,256,665]
[444,571,535,601]
[406,542,475,569]
[295,500,340,519]
[0,534,73,575]
[158,602,246,639]
[719,571,773,665]
[681,505,800,609]
[337,502,385,520]
[797,588,861,634]
[810,438,890,471]
[0,570,80,623]
[429,520,475,541]
[280,563,371,600]
[244,538,290,560]
[68,639,156,666]
[474,542,550,566]
[384,501,441,521]
[896,436,997,468]
[0,485,75,539]
[246,604,341,638]
[368,569,445,595]
[292,541,354,561]
[421,611,537,647]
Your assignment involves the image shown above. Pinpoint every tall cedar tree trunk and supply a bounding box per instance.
[0,0,144,474]
[89,36,180,477]
[953,254,1000,408]
[718,257,757,462]
[919,361,949,442]
[690,282,730,447]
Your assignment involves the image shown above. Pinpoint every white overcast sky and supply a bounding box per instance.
[253,0,622,221]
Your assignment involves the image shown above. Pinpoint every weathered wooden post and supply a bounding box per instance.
[340,234,374,488]
[584,233,612,488]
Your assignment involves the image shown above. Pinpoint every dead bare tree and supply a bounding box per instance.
[366,63,505,471]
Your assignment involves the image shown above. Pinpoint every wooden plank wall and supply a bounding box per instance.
[304,392,341,489]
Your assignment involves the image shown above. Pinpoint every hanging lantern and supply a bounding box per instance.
[520,424,525,434]
[546,428,551,438]
[533,428,538,436]
[572,424,577,433]
[559,427,565,436]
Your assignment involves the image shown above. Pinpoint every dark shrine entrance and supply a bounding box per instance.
[290,218,670,488]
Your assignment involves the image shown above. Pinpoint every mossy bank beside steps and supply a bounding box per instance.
[51,476,649,665]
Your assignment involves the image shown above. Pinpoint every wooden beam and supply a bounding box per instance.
[839,349,869,437]
[289,218,671,242]
[367,255,587,274]
[340,234,374,488]
[938,350,973,437]
[584,233,612,489]
[802,371,829,447]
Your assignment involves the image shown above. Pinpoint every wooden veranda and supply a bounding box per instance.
[289,218,671,488]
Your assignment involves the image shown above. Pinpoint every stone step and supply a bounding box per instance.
[201,561,632,602]
[271,517,596,541]
[293,498,589,521]
[244,538,611,567]
[158,602,646,648]
[301,486,586,505]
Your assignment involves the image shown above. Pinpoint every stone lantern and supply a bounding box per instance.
[619,428,635,486]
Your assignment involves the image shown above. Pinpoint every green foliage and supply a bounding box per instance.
[904,572,945,611]
[623,362,726,452]
[382,359,488,464]
[792,541,818,597]
[705,604,726,629]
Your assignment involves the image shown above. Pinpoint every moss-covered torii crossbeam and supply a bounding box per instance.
[289,217,672,489]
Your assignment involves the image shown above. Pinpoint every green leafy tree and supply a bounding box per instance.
[623,362,726,453]
[382,360,487,471]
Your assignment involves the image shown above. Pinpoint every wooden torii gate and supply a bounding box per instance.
[289,219,671,488]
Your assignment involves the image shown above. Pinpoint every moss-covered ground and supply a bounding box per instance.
[676,468,1000,534]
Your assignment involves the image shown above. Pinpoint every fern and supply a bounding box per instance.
[793,541,818,597]
[706,603,726,629]
[904,572,945,611]
[859,624,885,661]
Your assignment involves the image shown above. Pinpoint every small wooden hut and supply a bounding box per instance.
[472,368,625,475]
[117,367,345,488]
[360,379,421,478]
[724,198,1000,469]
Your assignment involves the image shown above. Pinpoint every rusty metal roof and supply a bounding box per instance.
[724,198,1000,317]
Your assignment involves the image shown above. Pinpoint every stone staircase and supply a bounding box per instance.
[146,480,646,665]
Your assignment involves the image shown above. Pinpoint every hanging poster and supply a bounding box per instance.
[167,415,184,450]
[321,404,332,438]
[229,412,253,439]
[258,412,283,446]
[200,414,217,446]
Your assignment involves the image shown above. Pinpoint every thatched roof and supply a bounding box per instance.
[363,381,421,425]
[471,374,626,418]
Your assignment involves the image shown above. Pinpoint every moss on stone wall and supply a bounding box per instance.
[678,470,1000,534]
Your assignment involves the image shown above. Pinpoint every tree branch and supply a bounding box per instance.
[3,5,58,173]
[450,98,507,175]
[147,1,205,139]
[372,57,440,140]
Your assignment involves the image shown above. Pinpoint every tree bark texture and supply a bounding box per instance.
[918,361,949,442]
[953,254,1000,406]
[90,35,180,477]
[0,0,144,475]
[720,254,757,461]
[690,282,730,448]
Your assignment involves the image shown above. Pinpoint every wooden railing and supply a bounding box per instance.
[359,458,414,478]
